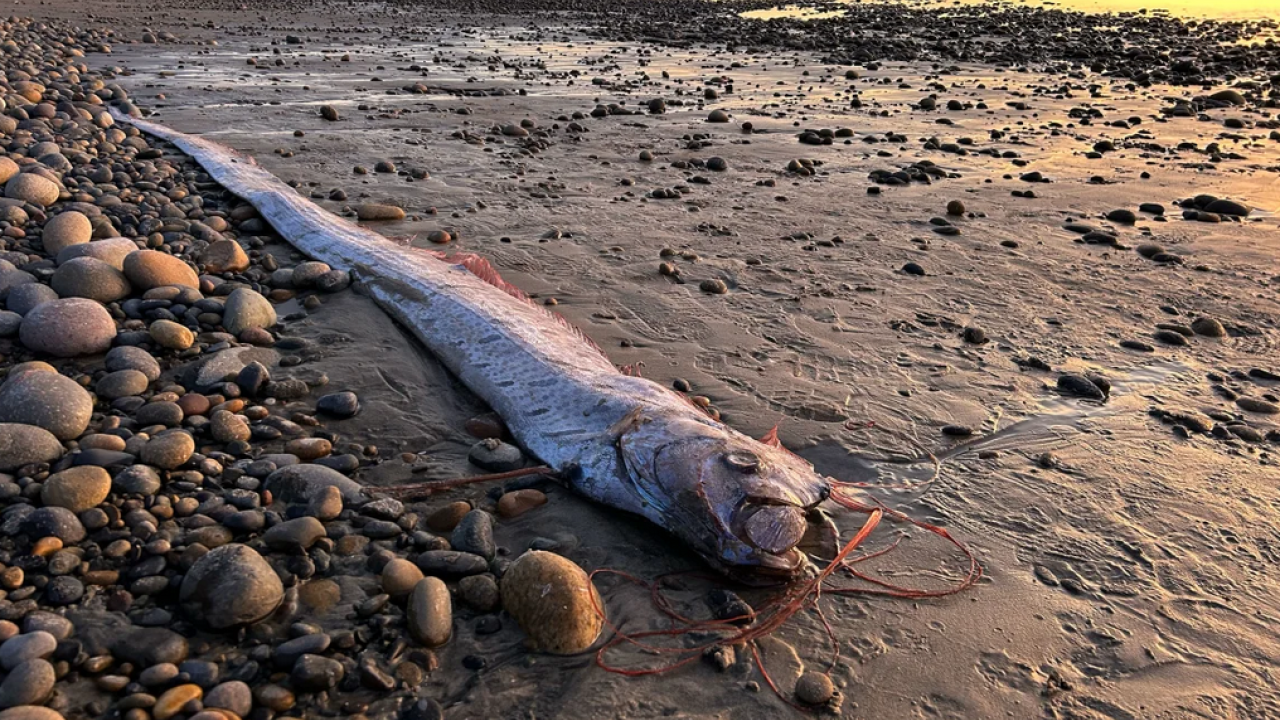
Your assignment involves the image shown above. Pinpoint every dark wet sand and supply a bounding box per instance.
[27,0,1280,716]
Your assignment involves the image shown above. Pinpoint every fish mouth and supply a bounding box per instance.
[721,508,837,585]
[722,547,810,586]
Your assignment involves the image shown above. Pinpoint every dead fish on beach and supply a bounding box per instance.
[111,109,846,581]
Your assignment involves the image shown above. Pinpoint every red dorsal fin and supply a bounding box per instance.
[430,251,607,357]
[759,425,783,448]
[759,424,808,461]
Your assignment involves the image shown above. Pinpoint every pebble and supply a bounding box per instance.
[407,577,452,647]
[0,369,93,440]
[427,502,472,532]
[19,298,117,357]
[141,431,195,470]
[1057,374,1106,400]
[263,516,326,552]
[501,550,603,654]
[110,627,190,667]
[51,257,131,303]
[150,320,194,350]
[153,684,202,720]
[0,658,55,708]
[0,632,56,669]
[5,284,57,316]
[6,173,59,206]
[96,369,150,399]
[356,204,405,221]
[316,391,360,418]
[20,507,84,543]
[0,424,64,472]
[264,464,364,504]
[291,654,344,692]
[0,710,63,720]
[57,237,138,270]
[200,239,250,273]
[497,489,548,518]
[40,466,111,512]
[1191,317,1226,337]
[106,346,163,381]
[41,211,92,255]
[179,544,285,628]
[381,558,425,597]
[306,485,344,521]
[222,288,276,336]
[203,682,251,717]
[795,671,835,705]
[457,574,500,612]
[123,250,200,290]
[415,550,490,577]
[468,438,524,472]
[1237,397,1280,415]
[451,509,496,559]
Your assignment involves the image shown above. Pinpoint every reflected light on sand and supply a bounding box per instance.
[741,0,1278,20]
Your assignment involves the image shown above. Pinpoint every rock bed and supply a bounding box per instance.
[0,16,597,720]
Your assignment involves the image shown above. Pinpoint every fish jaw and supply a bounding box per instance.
[616,408,832,580]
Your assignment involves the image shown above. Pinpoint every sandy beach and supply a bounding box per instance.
[0,0,1277,717]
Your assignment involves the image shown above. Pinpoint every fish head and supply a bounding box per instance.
[617,411,830,581]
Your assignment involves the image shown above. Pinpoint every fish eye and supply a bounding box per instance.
[723,451,760,473]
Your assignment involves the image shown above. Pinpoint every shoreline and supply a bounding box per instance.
[0,0,1277,718]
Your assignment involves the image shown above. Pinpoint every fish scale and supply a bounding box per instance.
[111,108,833,578]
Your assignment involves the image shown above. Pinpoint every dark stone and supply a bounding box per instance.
[111,627,190,667]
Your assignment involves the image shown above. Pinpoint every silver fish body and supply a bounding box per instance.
[112,109,834,578]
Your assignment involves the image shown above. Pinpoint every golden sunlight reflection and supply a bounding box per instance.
[740,0,1279,20]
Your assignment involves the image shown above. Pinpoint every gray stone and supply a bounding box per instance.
[19,298,116,357]
[185,347,279,392]
[0,424,63,472]
[204,681,251,716]
[105,346,162,382]
[273,634,330,669]
[290,654,344,692]
[50,257,131,303]
[140,432,195,470]
[221,288,276,336]
[56,237,138,271]
[0,631,56,670]
[0,268,33,304]
[451,510,496,560]
[110,627,189,667]
[4,284,57,316]
[0,658,54,708]
[95,369,149,400]
[179,544,284,629]
[264,464,363,504]
[113,465,162,495]
[262,517,325,552]
[20,507,85,543]
[0,312,16,338]
[0,370,93,440]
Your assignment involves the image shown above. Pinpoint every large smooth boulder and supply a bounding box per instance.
[0,369,93,440]
[179,544,284,629]
[19,298,115,357]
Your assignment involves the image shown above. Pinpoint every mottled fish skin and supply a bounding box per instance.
[112,109,834,578]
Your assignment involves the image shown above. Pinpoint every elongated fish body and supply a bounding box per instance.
[113,109,833,578]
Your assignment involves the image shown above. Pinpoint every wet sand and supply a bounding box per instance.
[24,0,1280,716]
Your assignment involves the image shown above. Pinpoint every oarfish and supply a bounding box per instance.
[111,109,837,580]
